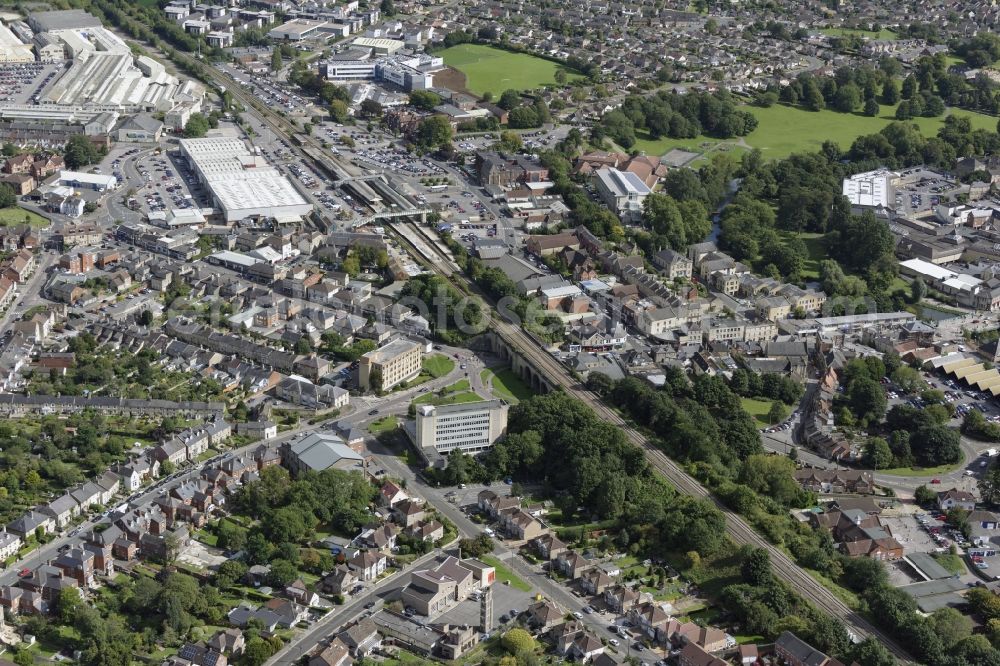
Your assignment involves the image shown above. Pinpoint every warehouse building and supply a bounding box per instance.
[178,136,312,223]
[28,10,103,34]
[412,399,508,458]
[58,170,118,192]
[352,36,403,55]
[0,22,33,63]
[267,19,327,41]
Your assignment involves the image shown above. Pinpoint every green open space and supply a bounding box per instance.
[877,462,963,476]
[633,103,999,162]
[482,368,535,403]
[778,230,826,279]
[421,354,455,378]
[368,415,399,435]
[934,553,967,575]
[411,389,482,408]
[740,397,776,426]
[819,27,898,39]
[479,555,532,592]
[0,206,49,228]
[745,103,997,160]
[439,43,583,96]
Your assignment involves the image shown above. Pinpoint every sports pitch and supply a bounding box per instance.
[439,43,583,96]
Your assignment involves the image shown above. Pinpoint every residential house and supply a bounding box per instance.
[525,599,563,631]
[530,533,567,561]
[337,617,381,657]
[678,643,727,666]
[938,489,976,511]
[349,550,388,581]
[42,493,81,529]
[320,565,356,597]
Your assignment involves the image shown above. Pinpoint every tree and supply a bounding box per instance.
[64,135,100,170]
[160,460,176,476]
[554,68,567,85]
[243,637,276,666]
[911,424,962,466]
[271,49,283,72]
[834,83,862,112]
[497,89,521,111]
[497,131,523,154]
[502,628,535,654]
[740,547,771,586]
[863,97,880,117]
[902,74,918,99]
[862,437,893,470]
[57,587,81,623]
[415,116,452,150]
[184,113,210,138]
[267,559,299,588]
[846,377,886,425]
[914,484,938,506]
[0,183,16,209]
[928,607,973,647]
[767,401,787,425]
[802,78,825,111]
[910,277,927,303]
[409,90,441,111]
[981,459,1000,505]
[380,0,395,15]
[329,100,350,123]
[890,366,922,394]
[359,99,383,119]
[215,559,248,588]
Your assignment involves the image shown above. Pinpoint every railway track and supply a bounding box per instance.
[390,226,913,664]
[184,53,911,664]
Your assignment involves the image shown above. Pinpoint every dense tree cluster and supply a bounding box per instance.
[594,90,757,148]
[727,369,804,404]
[481,391,728,556]
[64,135,102,170]
[230,465,376,565]
[401,274,483,344]
[640,193,711,251]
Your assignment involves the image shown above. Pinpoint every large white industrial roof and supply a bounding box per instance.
[180,137,310,220]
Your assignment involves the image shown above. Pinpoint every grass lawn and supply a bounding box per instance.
[195,528,219,547]
[369,415,399,435]
[934,553,967,575]
[421,354,455,379]
[633,103,998,162]
[778,230,826,279]
[486,368,535,403]
[740,397,776,426]
[819,27,898,39]
[439,43,583,96]
[412,390,483,407]
[480,555,532,592]
[0,206,49,228]
[745,103,998,160]
[878,462,963,476]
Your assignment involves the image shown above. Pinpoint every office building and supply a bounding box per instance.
[413,399,508,456]
[358,338,421,391]
[592,167,651,223]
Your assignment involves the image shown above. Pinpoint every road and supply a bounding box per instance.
[391,230,915,663]
[171,42,913,662]
[0,249,57,333]
[0,419,324,588]
[268,550,441,666]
